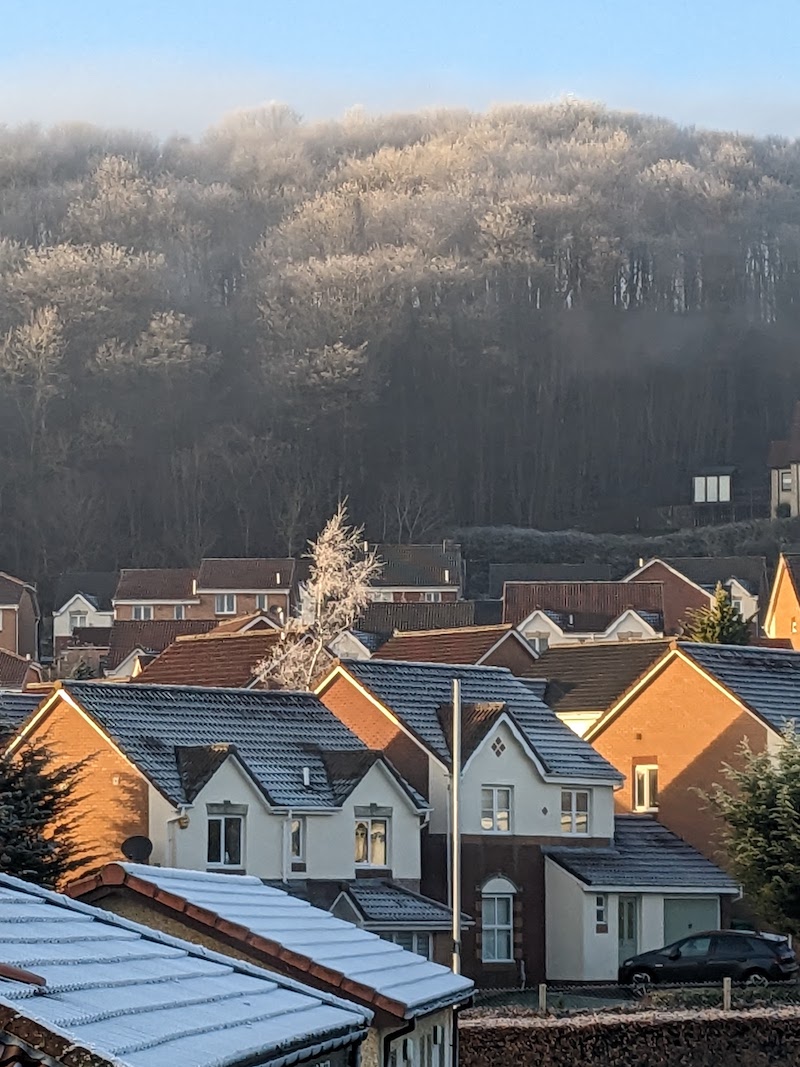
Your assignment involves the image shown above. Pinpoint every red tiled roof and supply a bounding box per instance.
[358,601,476,634]
[769,401,800,468]
[211,611,281,634]
[373,625,517,664]
[503,581,664,630]
[71,626,113,647]
[0,571,33,606]
[105,619,217,669]
[197,558,295,591]
[0,650,40,688]
[136,630,282,687]
[114,568,197,601]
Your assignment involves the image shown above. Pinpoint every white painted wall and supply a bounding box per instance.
[728,579,759,624]
[53,594,113,641]
[545,859,587,979]
[520,609,659,647]
[148,786,177,867]
[380,1009,453,1067]
[555,711,602,738]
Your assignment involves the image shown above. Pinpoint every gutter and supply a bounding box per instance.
[382,1018,415,1067]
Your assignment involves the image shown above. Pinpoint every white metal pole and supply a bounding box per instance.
[451,677,462,974]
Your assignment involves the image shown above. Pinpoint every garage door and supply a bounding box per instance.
[663,897,719,945]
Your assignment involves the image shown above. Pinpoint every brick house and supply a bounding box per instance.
[365,543,464,603]
[0,572,39,659]
[0,649,43,691]
[195,558,295,622]
[371,624,538,675]
[585,642,800,867]
[503,581,665,652]
[112,568,198,621]
[763,553,800,648]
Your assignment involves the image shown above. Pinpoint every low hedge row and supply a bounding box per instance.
[460,1007,800,1066]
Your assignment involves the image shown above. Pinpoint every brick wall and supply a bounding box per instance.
[17,590,38,657]
[591,654,769,861]
[628,561,710,634]
[767,564,800,648]
[0,609,17,656]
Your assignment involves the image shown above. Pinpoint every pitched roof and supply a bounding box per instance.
[114,568,197,602]
[0,691,44,739]
[175,744,234,802]
[319,749,427,810]
[39,681,372,809]
[660,556,768,596]
[212,610,282,633]
[0,650,40,689]
[0,872,368,1067]
[370,544,462,588]
[523,640,672,714]
[372,624,527,665]
[358,601,476,635]
[197,557,295,590]
[73,864,473,1019]
[503,581,664,631]
[677,641,800,734]
[52,571,117,612]
[488,562,615,598]
[105,619,217,669]
[341,879,469,928]
[333,660,621,782]
[768,400,800,467]
[135,629,282,687]
[544,815,739,891]
[0,572,33,607]
[71,626,113,647]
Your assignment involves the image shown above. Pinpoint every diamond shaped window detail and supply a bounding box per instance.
[491,738,506,757]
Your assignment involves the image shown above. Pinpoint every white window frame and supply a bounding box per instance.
[173,604,185,620]
[290,816,305,861]
[481,894,514,962]
[560,789,590,834]
[481,785,512,833]
[255,593,268,611]
[215,593,237,615]
[782,469,792,492]
[68,611,88,631]
[206,814,244,868]
[530,635,550,654]
[131,604,153,621]
[354,816,389,867]
[595,894,607,926]
[386,931,432,959]
[633,764,658,812]
[694,473,731,504]
[422,591,442,603]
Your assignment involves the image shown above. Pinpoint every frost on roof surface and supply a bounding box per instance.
[0,873,368,1067]
[61,682,367,808]
[118,865,473,1016]
[339,660,621,782]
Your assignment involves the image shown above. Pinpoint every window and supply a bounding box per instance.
[481,786,512,833]
[256,593,268,611]
[595,894,607,926]
[422,591,442,602]
[215,593,236,615]
[68,611,88,631]
[367,590,393,602]
[207,815,243,867]
[693,473,731,504]
[782,469,792,492]
[678,935,712,958]
[290,817,305,861]
[131,605,152,621]
[385,931,432,959]
[481,894,514,962]
[173,605,185,620]
[561,789,590,834]
[732,599,743,615]
[355,817,388,866]
[634,765,658,811]
[530,635,550,654]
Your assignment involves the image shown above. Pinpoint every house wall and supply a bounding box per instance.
[114,602,197,622]
[765,562,800,648]
[482,636,538,675]
[17,589,38,658]
[53,599,113,644]
[591,654,770,862]
[556,710,603,738]
[520,612,655,648]
[367,590,459,604]
[192,592,290,619]
[0,609,15,655]
[544,859,588,979]
[626,561,711,634]
[771,463,800,518]
[28,696,149,877]
[727,579,759,627]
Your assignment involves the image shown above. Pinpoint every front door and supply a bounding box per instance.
[618,896,639,963]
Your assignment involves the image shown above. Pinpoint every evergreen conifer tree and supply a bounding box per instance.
[684,582,750,644]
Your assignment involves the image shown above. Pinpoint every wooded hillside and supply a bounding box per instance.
[1,101,800,576]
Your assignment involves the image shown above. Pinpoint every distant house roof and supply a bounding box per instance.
[328,660,621,783]
[768,400,800,467]
[135,629,282,687]
[0,572,34,607]
[113,568,197,602]
[0,691,44,741]
[0,872,369,1067]
[488,563,615,599]
[654,557,768,597]
[319,748,427,809]
[197,557,295,591]
[24,681,383,810]
[70,625,113,647]
[52,571,117,613]
[70,864,473,1020]
[358,601,476,636]
[370,544,462,588]
[339,878,470,929]
[503,581,664,632]
[0,650,41,690]
[105,619,217,669]
[373,624,532,666]
[523,640,672,714]
[544,815,739,892]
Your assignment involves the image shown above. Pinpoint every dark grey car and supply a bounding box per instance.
[618,930,798,985]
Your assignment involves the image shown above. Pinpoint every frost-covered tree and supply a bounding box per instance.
[256,504,382,690]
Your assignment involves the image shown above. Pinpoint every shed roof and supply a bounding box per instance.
[341,879,470,928]
[136,629,282,687]
[544,815,739,891]
[197,558,295,591]
[503,581,664,631]
[372,625,530,666]
[71,864,474,1019]
[0,872,369,1067]
[114,568,197,602]
[331,660,621,782]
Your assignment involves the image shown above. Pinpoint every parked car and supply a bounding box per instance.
[618,930,798,986]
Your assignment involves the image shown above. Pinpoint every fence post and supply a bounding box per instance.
[538,983,547,1012]
[722,976,732,1010]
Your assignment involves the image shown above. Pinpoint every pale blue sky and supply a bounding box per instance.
[1,0,796,136]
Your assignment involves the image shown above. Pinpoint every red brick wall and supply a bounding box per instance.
[193,593,289,618]
[32,696,150,879]
[628,561,710,635]
[766,564,800,648]
[592,654,769,861]
[318,674,430,797]
[482,636,538,675]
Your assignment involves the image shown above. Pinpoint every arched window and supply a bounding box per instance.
[481,876,516,963]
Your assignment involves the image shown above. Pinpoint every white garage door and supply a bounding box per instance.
[663,897,720,945]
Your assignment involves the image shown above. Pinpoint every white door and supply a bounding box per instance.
[663,897,719,946]
[618,896,639,962]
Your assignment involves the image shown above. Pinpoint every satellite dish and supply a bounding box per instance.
[121,835,153,863]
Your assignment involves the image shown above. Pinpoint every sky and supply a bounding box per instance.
[1,0,798,138]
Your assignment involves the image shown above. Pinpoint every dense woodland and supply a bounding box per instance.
[2,100,800,580]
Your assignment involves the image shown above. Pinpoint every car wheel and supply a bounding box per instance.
[630,969,654,988]
[743,970,769,987]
